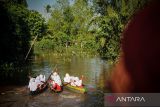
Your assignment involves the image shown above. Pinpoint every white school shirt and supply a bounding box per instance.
[51,75,62,86]
[29,81,37,91]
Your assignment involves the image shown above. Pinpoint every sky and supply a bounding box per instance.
[26,0,56,20]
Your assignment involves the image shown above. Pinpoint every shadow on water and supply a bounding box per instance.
[0,62,31,85]
[0,52,111,107]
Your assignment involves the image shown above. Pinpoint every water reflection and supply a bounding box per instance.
[31,52,108,90]
[0,52,110,107]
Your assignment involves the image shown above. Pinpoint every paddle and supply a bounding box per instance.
[46,64,57,82]
[47,65,63,92]
[45,64,58,92]
[46,64,57,91]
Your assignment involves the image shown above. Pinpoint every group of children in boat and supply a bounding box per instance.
[28,74,46,91]
[28,70,83,92]
[64,73,83,87]
[49,72,62,91]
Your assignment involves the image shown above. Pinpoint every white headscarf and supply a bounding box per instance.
[51,72,62,86]
[53,72,57,76]
[30,81,37,91]
[65,73,70,77]
[28,78,37,91]
[39,74,45,82]
[74,77,79,81]
[64,73,70,83]
[30,78,35,82]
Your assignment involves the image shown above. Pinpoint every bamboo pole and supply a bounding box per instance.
[47,64,57,81]
[25,35,38,60]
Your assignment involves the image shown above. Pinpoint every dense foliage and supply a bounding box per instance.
[0,0,149,84]
[35,0,149,62]
[35,0,96,53]
[0,0,46,84]
[0,1,46,64]
[92,0,149,60]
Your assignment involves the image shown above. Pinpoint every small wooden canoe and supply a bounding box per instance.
[30,82,48,95]
[48,79,63,93]
[64,83,87,94]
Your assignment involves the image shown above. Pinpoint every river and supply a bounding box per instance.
[0,52,110,107]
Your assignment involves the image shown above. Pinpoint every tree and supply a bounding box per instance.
[0,1,46,64]
[44,0,95,51]
[93,6,123,60]
[5,0,28,7]
[91,0,149,62]
[45,4,51,13]
[27,10,46,39]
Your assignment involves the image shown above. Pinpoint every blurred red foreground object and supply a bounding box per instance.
[111,0,160,92]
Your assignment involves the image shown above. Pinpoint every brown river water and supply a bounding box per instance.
[0,52,110,107]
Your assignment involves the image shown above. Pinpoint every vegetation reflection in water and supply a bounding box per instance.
[0,52,109,107]
[31,51,109,91]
